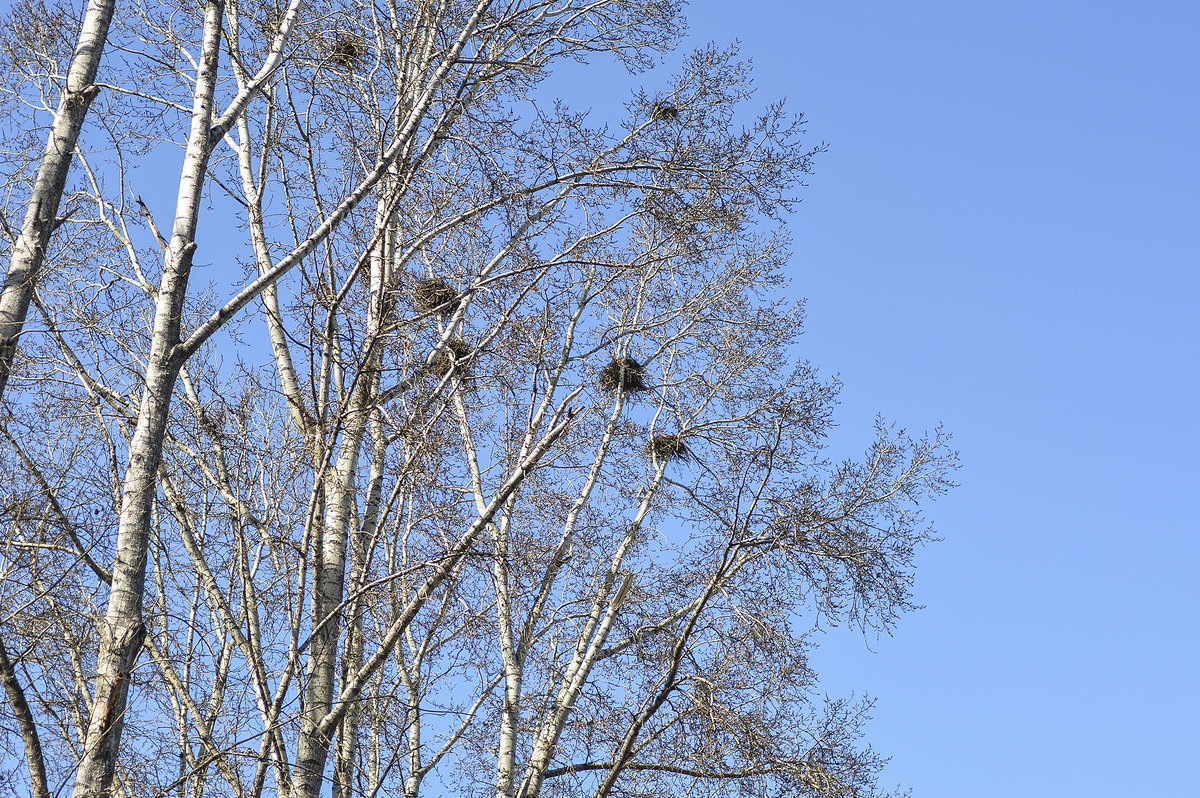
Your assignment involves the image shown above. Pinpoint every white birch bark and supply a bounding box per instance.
[70,4,226,795]
[0,0,115,399]
[0,635,50,798]
[516,467,665,798]
[292,376,375,798]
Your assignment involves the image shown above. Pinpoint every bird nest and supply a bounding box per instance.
[432,337,473,377]
[648,433,691,462]
[413,278,459,315]
[598,357,647,393]
[651,102,680,122]
[330,35,366,69]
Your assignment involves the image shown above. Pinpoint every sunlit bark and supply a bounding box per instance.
[0,0,115,399]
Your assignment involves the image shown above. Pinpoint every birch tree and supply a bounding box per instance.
[0,2,957,798]
[0,0,117,400]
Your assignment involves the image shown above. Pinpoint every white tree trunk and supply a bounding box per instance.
[0,0,115,399]
[0,635,50,798]
[70,4,225,795]
[293,391,373,798]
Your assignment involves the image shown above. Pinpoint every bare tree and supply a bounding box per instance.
[0,0,117,400]
[0,2,957,798]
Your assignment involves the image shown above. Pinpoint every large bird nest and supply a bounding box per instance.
[432,337,473,378]
[413,278,459,315]
[648,433,691,462]
[651,101,680,122]
[598,357,648,393]
[330,35,366,69]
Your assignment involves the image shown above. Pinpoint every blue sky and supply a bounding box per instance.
[655,1,1199,794]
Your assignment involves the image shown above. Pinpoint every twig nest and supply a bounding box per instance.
[649,433,691,462]
[398,424,423,447]
[432,337,473,377]
[598,357,647,393]
[413,278,459,315]
[651,102,679,122]
[330,35,366,69]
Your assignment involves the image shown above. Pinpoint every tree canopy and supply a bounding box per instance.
[0,2,957,797]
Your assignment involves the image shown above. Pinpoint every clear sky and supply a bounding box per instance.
[655,1,1199,794]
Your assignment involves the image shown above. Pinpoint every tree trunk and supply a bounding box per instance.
[293,390,373,798]
[70,4,225,796]
[0,635,50,798]
[0,0,115,400]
